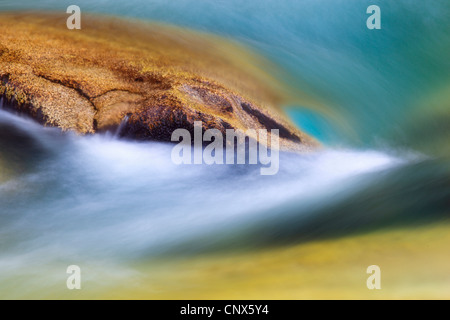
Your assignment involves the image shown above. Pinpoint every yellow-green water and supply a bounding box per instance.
[6,222,448,299]
[1,0,449,300]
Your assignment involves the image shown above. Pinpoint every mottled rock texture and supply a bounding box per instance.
[0,12,318,151]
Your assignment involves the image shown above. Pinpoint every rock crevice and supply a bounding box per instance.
[0,12,318,151]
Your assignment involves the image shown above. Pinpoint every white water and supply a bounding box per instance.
[0,109,410,264]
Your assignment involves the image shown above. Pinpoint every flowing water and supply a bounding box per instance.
[0,0,449,299]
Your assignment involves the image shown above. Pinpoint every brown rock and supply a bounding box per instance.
[0,12,318,151]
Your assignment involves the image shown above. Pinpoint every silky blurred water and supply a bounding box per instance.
[0,108,406,257]
[0,0,449,298]
[1,0,449,146]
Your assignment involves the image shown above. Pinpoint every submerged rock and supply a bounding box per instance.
[0,12,318,151]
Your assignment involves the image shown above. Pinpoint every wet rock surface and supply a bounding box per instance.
[0,12,318,151]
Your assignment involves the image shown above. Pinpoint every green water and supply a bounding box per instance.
[0,0,449,299]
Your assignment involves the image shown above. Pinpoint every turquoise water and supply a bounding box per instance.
[0,1,449,298]
[1,0,449,148]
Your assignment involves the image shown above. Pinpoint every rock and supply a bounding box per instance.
[0,12,318,151]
